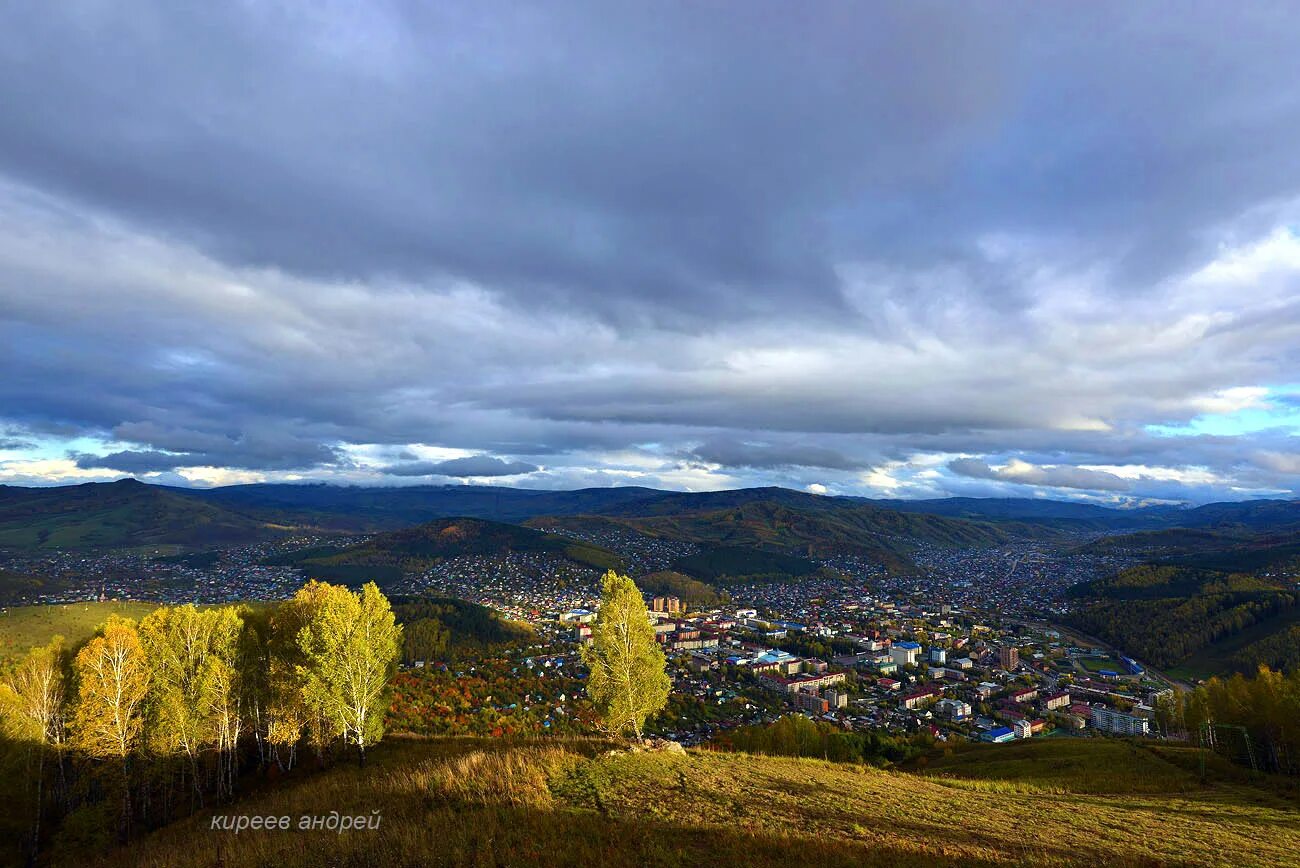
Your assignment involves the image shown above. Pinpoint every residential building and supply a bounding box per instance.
[892,640,922,667]
[999,646,1020,670]
[794,691,830,714]
[1091,706,1150,736]
[899,685,942,710]
[1042,691,1071,711]
[935,698,971,720]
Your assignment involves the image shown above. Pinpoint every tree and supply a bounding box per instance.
[580,571,670,741]
[139,605,215,788]
[294,581,402,765]
[0,636,69,860]
[71,614,150,838]
[72,615,150,760]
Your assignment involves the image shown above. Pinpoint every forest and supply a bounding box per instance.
[0,580,402,863]
[1156,665,1300,776]
[1067,564,1300,671]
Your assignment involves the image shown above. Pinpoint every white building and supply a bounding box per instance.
[1091,706,1151,736]
[891,641,921,667]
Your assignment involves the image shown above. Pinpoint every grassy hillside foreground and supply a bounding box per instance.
[0,601,156,671]
[70,736,1300,868]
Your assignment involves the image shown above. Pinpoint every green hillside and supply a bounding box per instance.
[1067,564,1300,675]
[0,479,297,550]
[70,736,1300,868]
[391,596,536,663]
[671,545,822,584]
[636,571,726,607]
[288,517,624,582]
[0,600,157,671]
[610,500,1019,575]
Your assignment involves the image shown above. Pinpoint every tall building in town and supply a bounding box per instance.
[999,646,1020,670]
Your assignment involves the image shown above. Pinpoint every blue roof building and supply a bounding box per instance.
[982,726,1016,743]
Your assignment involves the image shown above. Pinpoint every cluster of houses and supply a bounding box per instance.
[562,591,1163,744]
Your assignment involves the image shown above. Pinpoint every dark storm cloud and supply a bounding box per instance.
[1,3,1299,500]
[381,456,539,478]
[687,440,871,472]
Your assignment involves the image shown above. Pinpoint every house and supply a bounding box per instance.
[1013,719,1033,739]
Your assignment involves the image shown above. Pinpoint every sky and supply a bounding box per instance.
[1,2,1299,505]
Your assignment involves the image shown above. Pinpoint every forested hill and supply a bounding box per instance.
[1067,563,1300,676]
[614,500,1023,574]
[0,479,294,549]
[278,517,624,586]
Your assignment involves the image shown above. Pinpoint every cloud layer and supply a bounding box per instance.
[1,2,1299,503]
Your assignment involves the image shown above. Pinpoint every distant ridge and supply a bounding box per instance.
[2,479,1296,553]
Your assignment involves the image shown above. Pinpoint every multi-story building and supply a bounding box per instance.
[899,685,942,710]
[999,646,1020,670]
[1042,691,1071,711]
[652,596,684,614]
[794,690,829,714]
[1091,706,1150,736]
[935,698,971,720]
[891,640,922,667]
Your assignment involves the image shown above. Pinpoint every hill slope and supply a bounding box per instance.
[73,737,1300,868]
[284,517,624,584]
[616,500,1019,574]
[0,479,296,549]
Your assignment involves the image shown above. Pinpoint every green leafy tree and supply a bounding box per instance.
[295,581,402,765]
[581,571,670,741]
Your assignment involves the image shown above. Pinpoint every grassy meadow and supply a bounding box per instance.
[62,735,1300,868]
[0,600,157,670]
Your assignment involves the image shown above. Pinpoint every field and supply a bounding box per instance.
[1077,656,1119,673]
[56,736,1300,868]
[0,600,156,670]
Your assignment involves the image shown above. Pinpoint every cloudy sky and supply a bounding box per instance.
[1,2,1299,504]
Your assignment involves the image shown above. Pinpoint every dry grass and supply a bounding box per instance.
[58,736,1300,868]
[425,747,572,808]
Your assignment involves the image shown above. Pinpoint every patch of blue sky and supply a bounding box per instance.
[1147,385,1300,437]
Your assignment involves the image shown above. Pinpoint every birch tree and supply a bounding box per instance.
[581,571,670,741]
[0,635,69,858]
[71,614,150,837]
[294,581,402,765]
